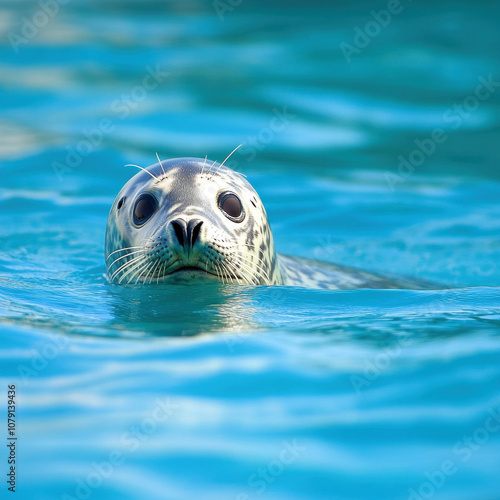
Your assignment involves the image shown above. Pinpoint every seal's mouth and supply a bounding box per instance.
[159,264,221,283]
[128,258,246,284]
[160,262,218,280]
[169,266,208,275]
[160,261,245,283]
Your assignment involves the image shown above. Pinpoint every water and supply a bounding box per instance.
[1,1,500,499]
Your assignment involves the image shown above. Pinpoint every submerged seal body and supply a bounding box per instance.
[106,157,422,289]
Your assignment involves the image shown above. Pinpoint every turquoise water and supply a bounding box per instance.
[1,1,500,499]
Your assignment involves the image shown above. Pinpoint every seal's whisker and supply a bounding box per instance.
[115,254,149,283]
[229,244,270,269]
[223,258,240,283]
[233,255,269,285]
[155,152,166,176]
[200,155,208,176]
[147,256,166,283]
[224,259,240,285]
[224,258,245,285]
[231,249,271,278]
[221,261,235,284]
[213,261,222,284]
[110,254,147,282]
[124,262,142,285]
[112,258,143,284]
[206,159,218,178]
[155,260,164,284]
[139,259,156,285]
[107,249,147,270]
[237,263,259,285]
[106,246,145,261]
[204,252,229,282]
[217,261,227,285]
[230,243,259,249]
[145,259,158,284]
[124,163,159,181]
[230,251,271,282]
[108,238,156,276]
[228,243,268,260]
[212,144,242,178]
[149,258,164,284]
[225,255,256,285]
[212,240,270,283]
[161,257,172,281]
[231,250,270,276]
[224,261,237,284]
[111,252,146,274]
[239,263,265,285]
[162,259,171,282]
[127,260,151,285]
[217,260,230,285]
[140,259,155,285]
[149,255,184,283]
[125,258,152,285]
[157,258,168,284]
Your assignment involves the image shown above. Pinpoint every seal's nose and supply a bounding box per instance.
[187,219,203,247]
[171,219,203,248]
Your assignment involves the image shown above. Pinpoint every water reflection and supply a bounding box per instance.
[107,282,261,336]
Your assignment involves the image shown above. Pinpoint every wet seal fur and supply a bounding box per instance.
[106,156,426,290]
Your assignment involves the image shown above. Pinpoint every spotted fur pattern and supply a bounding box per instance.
[105,157,428,290]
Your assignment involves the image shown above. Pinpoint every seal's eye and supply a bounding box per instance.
[218,192,244,222]
[133,194,157,226]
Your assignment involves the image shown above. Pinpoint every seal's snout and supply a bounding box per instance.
[170,218,203,249]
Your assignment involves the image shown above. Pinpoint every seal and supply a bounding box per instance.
[105,155,425,290]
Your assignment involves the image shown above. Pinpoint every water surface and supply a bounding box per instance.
[1,1,500,499]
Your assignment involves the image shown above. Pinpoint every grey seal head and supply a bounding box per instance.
[105,156,429,290]
[106,156,282,286]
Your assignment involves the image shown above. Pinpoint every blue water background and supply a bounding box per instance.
[1,1,500,499]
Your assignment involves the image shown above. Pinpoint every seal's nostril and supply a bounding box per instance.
[189,220,203,247]
[171,218,202,249]
[171,220,186,247]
